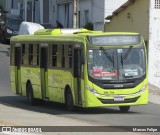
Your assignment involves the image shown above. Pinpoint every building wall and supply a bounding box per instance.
[53,0,128,30]
[91,0,127,31]
[92,0,105,30]
[105,0,149,41]
[50,0,57,27]
[148,0,160,87]
[12,0,22,9]
[79,0,93,28]
[56,0,73,28]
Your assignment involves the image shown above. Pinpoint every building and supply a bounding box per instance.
[0,0,52,28]
[0,0,128,30]
[105,0,160,88]
[55,0,127,30]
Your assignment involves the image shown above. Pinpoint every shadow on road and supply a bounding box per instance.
[0,96,138,115]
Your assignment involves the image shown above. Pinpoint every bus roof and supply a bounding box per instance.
[11,28,140,42]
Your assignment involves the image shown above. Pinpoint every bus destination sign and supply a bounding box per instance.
[88,35,141,46]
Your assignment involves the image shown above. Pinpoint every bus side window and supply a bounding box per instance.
[32,45,38,66]
[37,44,39,66]
[22,44,25,65]
[29,44,33,65]
[62,45,65,68]
[68,45,72,68]
[52,44,57,67]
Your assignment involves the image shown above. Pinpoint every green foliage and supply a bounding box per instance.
[84,22,93,30]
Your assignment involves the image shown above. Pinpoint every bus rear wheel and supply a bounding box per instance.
[65,89,74,111]
[119,106,130,112]
[27,83,35,106]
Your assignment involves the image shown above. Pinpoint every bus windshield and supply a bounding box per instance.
[88,46,146,81]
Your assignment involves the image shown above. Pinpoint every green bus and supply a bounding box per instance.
[10,28,148,112]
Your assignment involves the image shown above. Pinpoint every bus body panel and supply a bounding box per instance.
[20,67,41,99]
[10,66,16,94]
[48,69,66,103]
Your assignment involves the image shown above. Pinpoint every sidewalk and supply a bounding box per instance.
[148,83,160,105]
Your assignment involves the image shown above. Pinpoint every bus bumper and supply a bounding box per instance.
[85,84,148,107]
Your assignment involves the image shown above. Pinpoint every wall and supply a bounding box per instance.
[79,0,92,28]
[105,0,149,41]
[148,0,160,87]
[92,0,105,30]
[53,0,128,30]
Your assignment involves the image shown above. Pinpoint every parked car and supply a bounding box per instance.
[0,13,23,43]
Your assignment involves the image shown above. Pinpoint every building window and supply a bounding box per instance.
[84,10,89,25]
[155,0,160,9]
[43,0,49,23]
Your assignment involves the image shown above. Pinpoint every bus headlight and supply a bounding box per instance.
[140,84,147,92]
[86,85,98,94]
[7,29,13,34]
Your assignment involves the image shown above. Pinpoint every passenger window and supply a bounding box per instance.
[62,45,65,68]
[29,44,33,65]
[68,45,72,68]
[22,44,25,65]
[52,44,57,67]
[37,44,39,66]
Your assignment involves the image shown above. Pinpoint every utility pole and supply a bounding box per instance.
[73,0,78,28]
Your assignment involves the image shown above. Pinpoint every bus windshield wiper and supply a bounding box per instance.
[121,52,123,69]
[100,47,113,63]
[122,46,133,61]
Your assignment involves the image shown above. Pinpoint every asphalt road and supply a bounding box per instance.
[0,43,160,128]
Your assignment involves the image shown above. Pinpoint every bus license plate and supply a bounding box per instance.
[114,96,124,101]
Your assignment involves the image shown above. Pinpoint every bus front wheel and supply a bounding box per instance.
[119,106,130,112]
[27,83,35,106]
[65,89,74,111]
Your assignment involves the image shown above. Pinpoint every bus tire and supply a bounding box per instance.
[119,106,130,112]
[26,83,35,106]
[65,89,74,111]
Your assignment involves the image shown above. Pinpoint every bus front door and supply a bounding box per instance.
[40,47,49,99]
[74,49,82,105]
[15,47,22,94]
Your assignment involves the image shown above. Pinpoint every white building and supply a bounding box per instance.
[149,0,160,87]
[55,0,127,30]
[2,0,128,30]
[3,0,52,28]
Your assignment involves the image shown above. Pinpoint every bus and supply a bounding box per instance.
[10,28,148,112]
